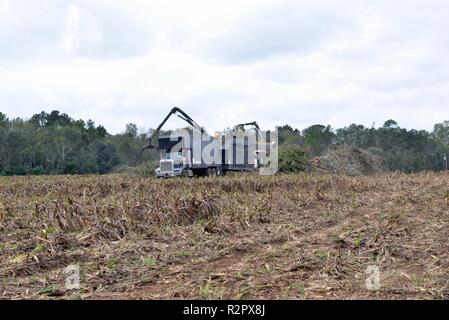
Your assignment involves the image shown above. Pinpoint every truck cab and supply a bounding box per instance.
[155,151,189,178]
[154,135,192,178]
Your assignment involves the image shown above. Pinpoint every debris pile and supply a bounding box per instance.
[313,145,385,176]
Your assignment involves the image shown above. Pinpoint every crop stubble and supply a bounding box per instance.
[0,172,448,299]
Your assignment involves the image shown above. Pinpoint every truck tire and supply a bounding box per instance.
[207,168,217,177]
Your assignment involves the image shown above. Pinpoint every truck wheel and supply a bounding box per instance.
[207,168,217,177]
[216,168,222,176]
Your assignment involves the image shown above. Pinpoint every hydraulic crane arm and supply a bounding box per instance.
[234,121,261,131]
[143,107,204,151]
[233,121,265,142]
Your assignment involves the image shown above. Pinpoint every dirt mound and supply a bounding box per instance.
[313,145,385,176]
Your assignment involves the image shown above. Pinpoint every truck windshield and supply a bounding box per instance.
[161,152,182,160]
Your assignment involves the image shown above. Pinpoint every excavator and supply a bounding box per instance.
[143,107,269,178]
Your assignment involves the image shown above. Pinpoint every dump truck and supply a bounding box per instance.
[142,107,272,178]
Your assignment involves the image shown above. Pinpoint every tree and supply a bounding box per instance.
[30,111,48,127]
[433,121,449,146]
[64,161,79,175]
[302,125,335,156]
[383,119,399,129]
[72,119,86,130]
[46,110,72,127]
[95,142,120,174]
[277,125,302,145]
[1,110,448,176]
[96,125,108,138]
[54,126,83,170]
[3,126,30,175]
[278,145,309,173]
[0,112,8,125]
[0,110,159,176]
[336,124,374,148]
[86,120,96,131]
[126,123,138,138]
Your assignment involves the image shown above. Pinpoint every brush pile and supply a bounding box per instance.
[313,145,385,176]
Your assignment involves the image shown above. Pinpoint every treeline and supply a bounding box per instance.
[0,111,157,175]
[277,119,449,173]
[1,110,449,175]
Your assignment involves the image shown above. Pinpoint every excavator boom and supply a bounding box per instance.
[233,121,265,142]
[143,107,204,151]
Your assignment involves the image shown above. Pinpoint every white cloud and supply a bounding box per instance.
[0,0,448,133]
[59,5,83,53]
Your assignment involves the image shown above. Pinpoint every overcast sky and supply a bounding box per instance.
[1,0,448,134]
